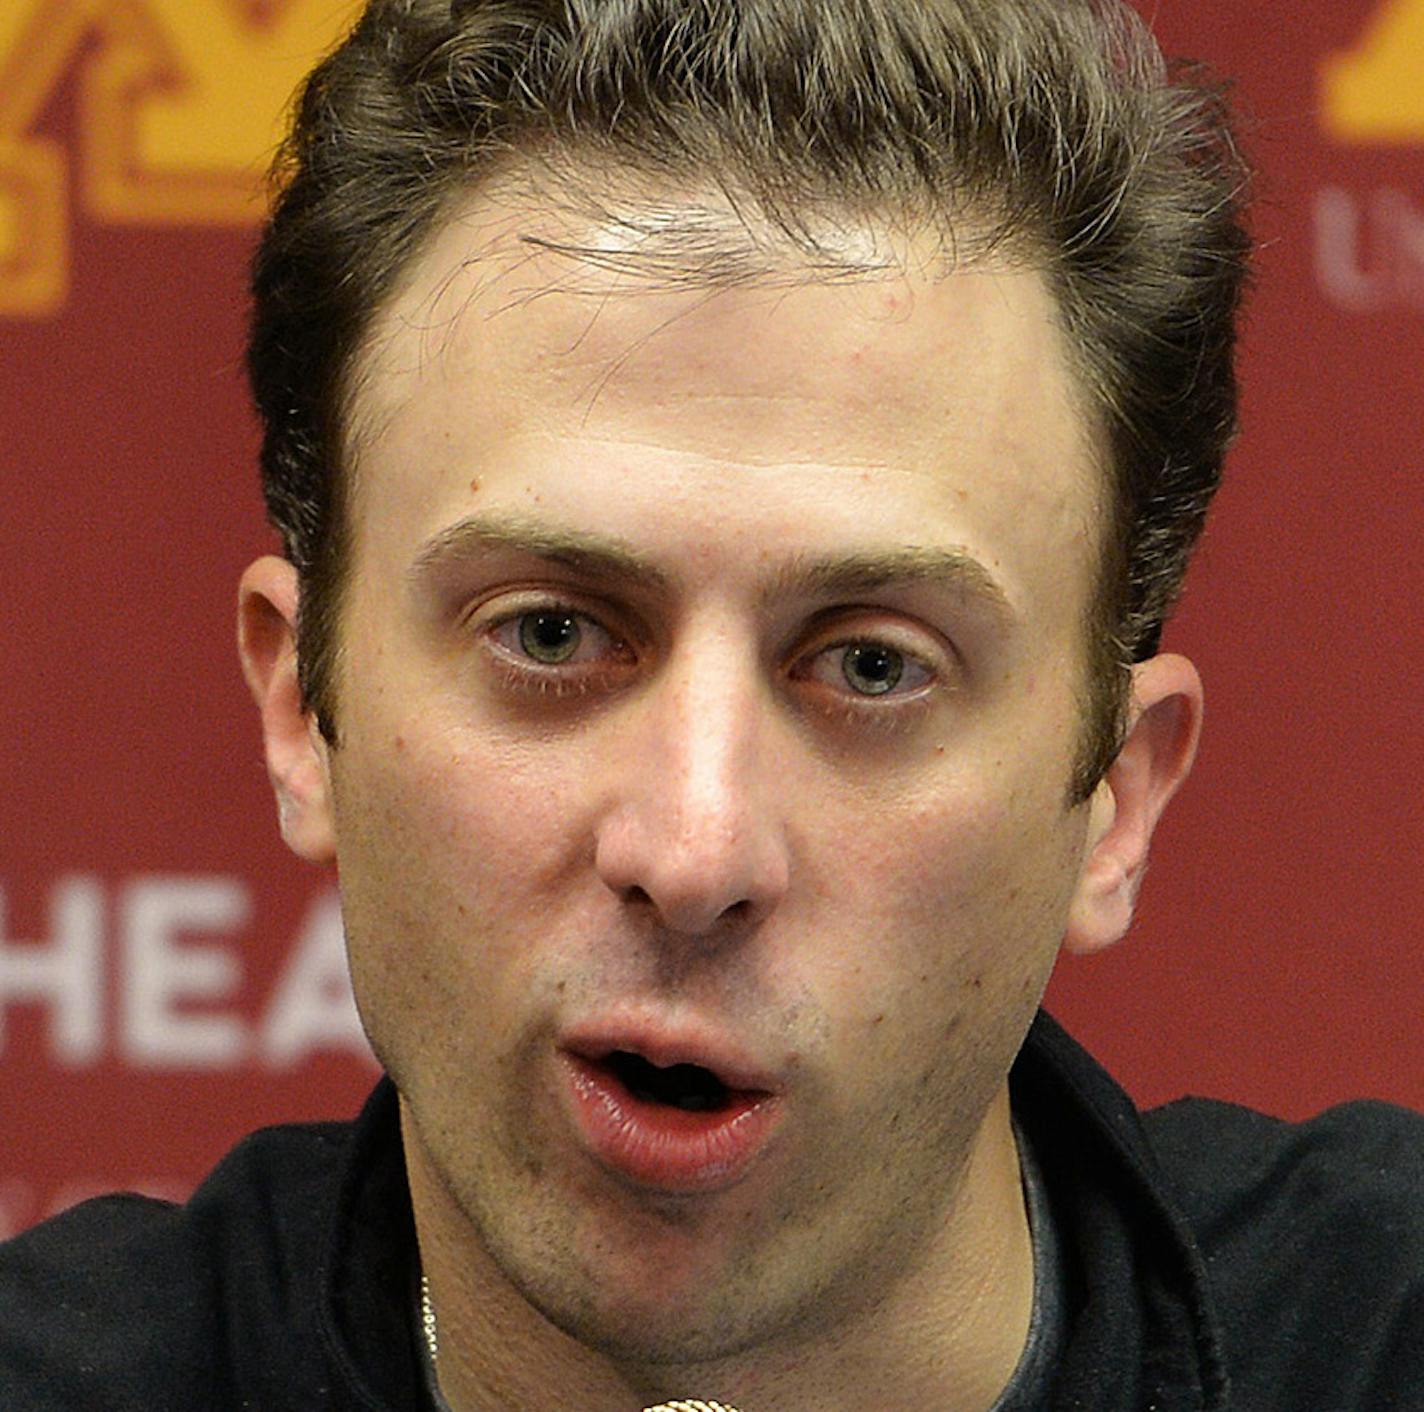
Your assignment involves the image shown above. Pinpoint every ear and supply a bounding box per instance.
[1063,652,1203,956]
[237,556,336,863]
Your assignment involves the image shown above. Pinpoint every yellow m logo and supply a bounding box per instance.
[1321,0,1424,143]
[0,0,360,319]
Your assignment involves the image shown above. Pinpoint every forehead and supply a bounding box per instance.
[349,180,1103,618]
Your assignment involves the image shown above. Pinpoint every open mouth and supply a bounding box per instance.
[560,1041,783,1191]
[603,1050,732,1112]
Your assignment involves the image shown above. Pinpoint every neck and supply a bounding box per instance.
[404,1087,1032,1412]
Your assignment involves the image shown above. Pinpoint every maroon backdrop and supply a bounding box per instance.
[3,0,1422,1238]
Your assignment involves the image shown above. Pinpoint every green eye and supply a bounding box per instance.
[842,643,904,695]
[518,612,582,664]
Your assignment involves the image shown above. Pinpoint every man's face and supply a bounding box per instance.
[322,190,1108,1361]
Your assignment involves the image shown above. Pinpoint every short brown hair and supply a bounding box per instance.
[248,0,1250,801]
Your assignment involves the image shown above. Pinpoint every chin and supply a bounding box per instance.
[532,1277,780,1371]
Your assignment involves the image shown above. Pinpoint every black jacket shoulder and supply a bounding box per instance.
[1144,1096,1424,1410]
[0,1117,355,1412]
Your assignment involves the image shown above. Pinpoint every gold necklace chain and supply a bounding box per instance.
[644,1404,744,1411]
[419,1277,744,1412]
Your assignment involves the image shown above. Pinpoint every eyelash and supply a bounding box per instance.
[480,602,633,698]
[473,600,944,715]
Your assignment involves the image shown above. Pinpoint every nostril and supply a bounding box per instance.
[617,883,755,925]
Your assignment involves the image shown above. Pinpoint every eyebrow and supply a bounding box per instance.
[409,513,671,592]
[408,513,1015,622]
[765,547,1016,623]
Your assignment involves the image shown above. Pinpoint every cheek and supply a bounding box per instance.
[340,720,582,905]
[801,769,1085,1025]
[329,724,591,1059]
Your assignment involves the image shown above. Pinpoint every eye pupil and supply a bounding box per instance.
[843,643,903,695]
[519,612,581,663]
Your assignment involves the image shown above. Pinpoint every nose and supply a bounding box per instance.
[594,638,791,937]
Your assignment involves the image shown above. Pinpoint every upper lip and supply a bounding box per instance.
[559,1013,784,1095]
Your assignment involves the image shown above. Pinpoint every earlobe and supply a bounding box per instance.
[1063,653,1203,956]
[237,556,337,863]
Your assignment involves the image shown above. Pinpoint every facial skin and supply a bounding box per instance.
[240,185,1201,1412]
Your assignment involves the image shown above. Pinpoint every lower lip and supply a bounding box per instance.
[559,1054,783,1194]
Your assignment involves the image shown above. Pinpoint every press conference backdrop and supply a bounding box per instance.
[2,0,1422,1237]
